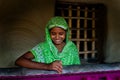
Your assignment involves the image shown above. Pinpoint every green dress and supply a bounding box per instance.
[30,16,80,65]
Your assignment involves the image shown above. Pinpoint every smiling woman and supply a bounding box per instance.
[50,27,66,52]
[15,16,80,74]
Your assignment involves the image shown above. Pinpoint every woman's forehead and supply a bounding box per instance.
[50,27,65,32]
[50,27,65,31]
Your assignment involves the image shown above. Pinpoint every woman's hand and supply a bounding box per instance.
[47,60,63,74]
[15,52,63,74]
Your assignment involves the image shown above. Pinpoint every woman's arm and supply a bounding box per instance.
[15,51,63,74]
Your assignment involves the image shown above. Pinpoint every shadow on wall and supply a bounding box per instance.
[0,0,54,67]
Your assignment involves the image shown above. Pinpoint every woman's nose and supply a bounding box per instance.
[55,34,59,39]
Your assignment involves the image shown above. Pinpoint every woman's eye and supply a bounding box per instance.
[51,32,56,35]
[59,32,64,35]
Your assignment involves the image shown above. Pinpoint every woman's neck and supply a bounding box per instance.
[54,42,66,53]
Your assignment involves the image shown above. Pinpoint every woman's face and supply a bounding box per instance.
[50,27,66,45]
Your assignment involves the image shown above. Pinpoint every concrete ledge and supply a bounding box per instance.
[0,63,120,76]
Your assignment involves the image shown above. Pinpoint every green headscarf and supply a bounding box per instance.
[30,16,80,65]
[46,16,69,43]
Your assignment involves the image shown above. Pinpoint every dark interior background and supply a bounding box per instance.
[0,0,120,67]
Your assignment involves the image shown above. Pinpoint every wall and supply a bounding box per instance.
[0,0,120,67]
[0,0,55,67]
[104,0,120,63]
[57,0,106,3]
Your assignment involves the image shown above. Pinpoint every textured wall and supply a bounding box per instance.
[104,0,120,63]
[57,0,106,3]
[0,0,55,67]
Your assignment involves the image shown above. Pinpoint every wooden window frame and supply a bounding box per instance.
[55,1,106,64]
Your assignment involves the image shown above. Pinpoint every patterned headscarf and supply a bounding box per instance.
[46,16,68,30]
[45,16,70,60]
[45,16,70,43]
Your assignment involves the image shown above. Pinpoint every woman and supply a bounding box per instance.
[15,16,80,74]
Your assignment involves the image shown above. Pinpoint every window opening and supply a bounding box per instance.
[55,1,106,64]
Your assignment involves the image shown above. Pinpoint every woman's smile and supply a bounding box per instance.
[50,27,66,45]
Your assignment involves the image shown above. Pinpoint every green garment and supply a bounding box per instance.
[30,16,80,65]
